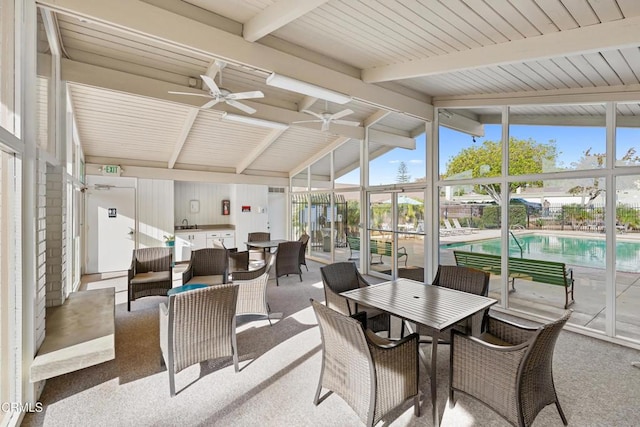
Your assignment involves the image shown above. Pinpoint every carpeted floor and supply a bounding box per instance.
[22,260,640,426]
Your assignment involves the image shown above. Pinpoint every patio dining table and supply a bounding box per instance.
[244,239,287,252]
[341,278,497,426]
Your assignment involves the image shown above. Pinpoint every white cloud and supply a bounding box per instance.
[389,160,400,164]
[409,159,423,164]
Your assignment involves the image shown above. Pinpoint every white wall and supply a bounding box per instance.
[233,184,269,248]
[174,181,234,227]
[138,179,174,248]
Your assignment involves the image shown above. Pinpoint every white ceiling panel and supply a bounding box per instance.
[31,0,640,182]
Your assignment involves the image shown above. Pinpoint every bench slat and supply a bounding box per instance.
[454,250,575,308]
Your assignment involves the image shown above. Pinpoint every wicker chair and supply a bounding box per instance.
[233,253,276,325]
[127,247,173,311]
[449,310,572,427]
[229,250,250,272]
[274,241,303,285]
[320,262,390,335]
[408,265,490,341]
[159,284,239,396]
[181,248,229,286]
[311,299,420,427]
[247,231,270,261]
[298,233,310,271]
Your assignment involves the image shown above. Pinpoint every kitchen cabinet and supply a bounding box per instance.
[206,230,235,249]
[175,231,207,262]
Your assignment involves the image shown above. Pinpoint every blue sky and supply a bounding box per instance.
[345,123,639,186]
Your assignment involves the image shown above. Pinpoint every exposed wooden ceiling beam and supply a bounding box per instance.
[236,127,287,174]
[362,16,640,83]
[38,0,432,120]
[58,56,364,140]
[363,109,390,128]
[168,108,198,168]
[289,136,350,177]
[243,0,329,42]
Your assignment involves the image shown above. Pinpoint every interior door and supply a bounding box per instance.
[268,190,286,239]
[85,186,136,273]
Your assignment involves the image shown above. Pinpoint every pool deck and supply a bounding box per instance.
[311,228,640,343]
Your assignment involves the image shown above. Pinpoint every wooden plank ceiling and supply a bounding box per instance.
[35,0,640,182]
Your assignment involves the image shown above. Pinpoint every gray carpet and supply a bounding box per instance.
[22,261,640,426]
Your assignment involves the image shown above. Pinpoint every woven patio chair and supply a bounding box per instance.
[233,253,276,325]
[449,310,572,427]
[247,231,270,261]
[159,284,239,396]
[311,299,420,427]
[127,247,173,311]
[320,262,390,335]
[298,233,310,271]
[275,241,303,285]
[405,265,489,341]
[181,248,229,286]
[229,250,250,272]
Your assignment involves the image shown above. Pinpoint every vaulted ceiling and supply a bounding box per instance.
[35,0,640,184]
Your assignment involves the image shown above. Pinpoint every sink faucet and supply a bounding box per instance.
[182,218,188,228]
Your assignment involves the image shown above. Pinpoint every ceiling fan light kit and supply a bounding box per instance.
[266,73,351,105]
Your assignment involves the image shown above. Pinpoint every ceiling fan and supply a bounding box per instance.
[169,70,264,114]
[293,101,359,131]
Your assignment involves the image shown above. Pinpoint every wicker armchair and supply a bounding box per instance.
[229,250,250,272]
[233,253,276,325]
[449,310,572,427]
[413,265,490,341]
[298,233,310,271]
[159,284,239,396]
[127,247,173,311]
[320,262,390,335]
[247,232,270,261]
[275,241,303,285]
[181,248,229,286]
[310,299,420,427]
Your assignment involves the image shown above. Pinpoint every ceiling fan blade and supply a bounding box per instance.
[168,91,212,98]
[201,99,220,109]
[226,99,257,114]
[301,109,324,120]
[333,119,361,127]
[226,90,264,100]
[330,108,354,120]
[201,74,221,94]
[292,119,321,124]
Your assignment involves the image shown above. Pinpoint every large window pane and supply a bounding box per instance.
[616,103,640,167]
[335,139,360,187]
[616,174,640,341]
[310,154,331,191]
[368,117,425,187]
[335,191,360,263]
[440,112,502,180]
[509,104,606,173]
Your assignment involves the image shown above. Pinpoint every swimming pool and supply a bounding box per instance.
[443,234,640,273]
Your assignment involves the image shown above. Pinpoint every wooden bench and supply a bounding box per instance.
[453,250,575,309]
[346,236,408,266]
[30,288,115,382]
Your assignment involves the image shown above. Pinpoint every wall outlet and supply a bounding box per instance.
[190,200,200,213]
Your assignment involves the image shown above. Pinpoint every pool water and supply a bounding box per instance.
[443,234,640,273]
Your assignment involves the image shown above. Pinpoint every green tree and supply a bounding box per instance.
[396,161,411,183]
[444,137,557,203]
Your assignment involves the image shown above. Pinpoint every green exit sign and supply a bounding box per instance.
[102,165,120,175]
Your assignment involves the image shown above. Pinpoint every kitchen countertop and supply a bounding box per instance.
[174,224,235,232]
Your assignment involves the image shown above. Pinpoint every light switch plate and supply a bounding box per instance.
[190,200,200,213]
